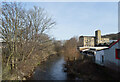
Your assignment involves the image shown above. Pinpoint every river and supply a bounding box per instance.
[30,55,67,80]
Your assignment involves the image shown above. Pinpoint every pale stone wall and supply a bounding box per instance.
[101,38,109,44]
[79,30,110,47]
[79,36,94,47]
[95,30,110,45]
[95,30,101,45]
[84,37,94,47]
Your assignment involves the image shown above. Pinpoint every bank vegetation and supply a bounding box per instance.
[62,37,83,61]
[0,2,61,80]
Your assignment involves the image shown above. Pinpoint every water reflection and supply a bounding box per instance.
[31,56,67,80]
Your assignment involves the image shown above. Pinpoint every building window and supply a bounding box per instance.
[102,55,104,63]
[116,49,120,59]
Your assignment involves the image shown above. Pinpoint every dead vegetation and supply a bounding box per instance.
[64,55,120,80]
[0,2,58,80]
[62,37,82,61]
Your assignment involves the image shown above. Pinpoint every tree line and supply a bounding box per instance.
[62,37,81,61]
[0,2,82,80]
[0,2,59,80]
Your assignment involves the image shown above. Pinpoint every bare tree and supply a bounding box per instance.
[63,37,80,61]
[1,2,26,70]
[0,2,56,76]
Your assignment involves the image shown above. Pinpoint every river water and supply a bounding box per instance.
[30,55,67,80]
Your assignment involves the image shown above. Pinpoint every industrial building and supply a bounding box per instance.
[79,30,110,47]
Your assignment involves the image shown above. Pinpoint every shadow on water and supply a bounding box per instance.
[30,55,67,80]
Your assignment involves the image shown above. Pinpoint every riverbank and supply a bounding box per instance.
[3,53,58,80]
[20,54,59,80]
[64,56,119,80]
[29,55,67,80]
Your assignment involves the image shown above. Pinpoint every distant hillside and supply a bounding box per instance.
[102,32,120,40]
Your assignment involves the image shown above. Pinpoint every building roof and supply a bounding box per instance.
[80,36,94,38]
[109,39,120,48]
[96,48,109,51]
[95,39,120,51]
[95,30,101,31]
[90,47,108,51]
[79,46,108,51]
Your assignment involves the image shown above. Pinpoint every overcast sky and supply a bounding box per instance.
[25,2,118,40]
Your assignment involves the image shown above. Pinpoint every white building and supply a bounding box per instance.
[94,39,120,72]
[95,49,106,66]
[104,39,120,72]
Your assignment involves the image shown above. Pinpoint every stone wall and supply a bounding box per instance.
[79,36,94,47]
[101,38,110,44]
[79,30,110,47]
[84,37,94,47]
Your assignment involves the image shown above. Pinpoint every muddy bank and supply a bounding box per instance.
[64,56,120,80]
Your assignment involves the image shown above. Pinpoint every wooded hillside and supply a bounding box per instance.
[102,32,120,40]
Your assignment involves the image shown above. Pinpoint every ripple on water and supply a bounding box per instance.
[31,56,67,80]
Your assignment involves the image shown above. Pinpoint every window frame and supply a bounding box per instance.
[116,49,120,59]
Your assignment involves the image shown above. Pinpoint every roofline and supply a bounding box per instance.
[79,36,94,38]
[96,48,109,51]
[109,39,120,48]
